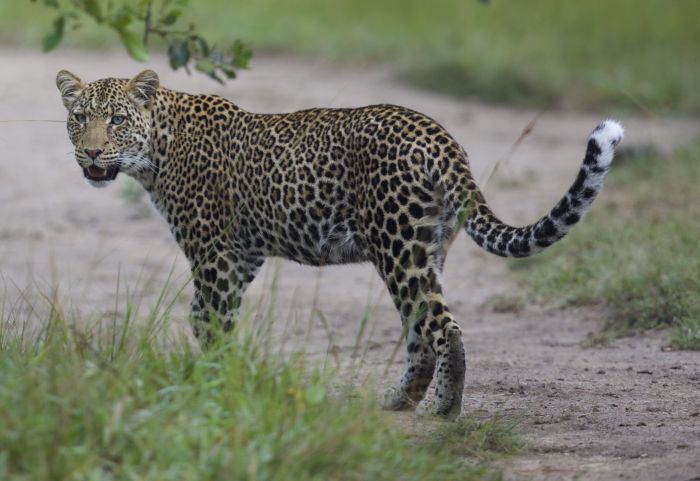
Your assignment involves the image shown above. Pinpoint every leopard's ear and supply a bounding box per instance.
[126,70,159,108]
[56,70,85,110]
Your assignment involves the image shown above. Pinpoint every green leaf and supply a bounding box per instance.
[107,8,132,30]
[304,385,326,405]
[167,40,190,70]
[42,15,64,52]
[195,57,215,74]
[220,64,237,79]
[160,8,182,26]
[83,0,103,22]
[231,40,252,69]
[209,71,224,84]
[190,35,209,57]
[115,27,149,62]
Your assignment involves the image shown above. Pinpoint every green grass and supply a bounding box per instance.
[430,415,525,461]
[2,0,699,113]
[0,282,523,480]
[511,141,700,349]
[671,318,700,350]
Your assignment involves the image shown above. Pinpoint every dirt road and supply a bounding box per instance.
[1,49,699,480]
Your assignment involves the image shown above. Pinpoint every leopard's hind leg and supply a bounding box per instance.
[381,328,436,410]
[376,244,465,418]
[414,297,465,419]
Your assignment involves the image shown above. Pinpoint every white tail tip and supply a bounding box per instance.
[592,119,624,149]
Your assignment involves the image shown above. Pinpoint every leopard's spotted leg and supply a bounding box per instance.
[376,244,464,417]
[378,257,436,411]
[381,328,436,410]
[414,299,465,419]
[190,250,264,348]
[382,277,465,418]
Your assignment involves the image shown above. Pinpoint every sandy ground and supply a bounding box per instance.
[1,49,699,480]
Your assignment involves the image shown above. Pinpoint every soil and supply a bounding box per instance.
[1,49,699,481]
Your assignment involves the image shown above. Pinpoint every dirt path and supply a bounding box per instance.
[1,49,699,481]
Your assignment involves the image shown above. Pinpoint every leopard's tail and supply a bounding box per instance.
[464,120,624,258]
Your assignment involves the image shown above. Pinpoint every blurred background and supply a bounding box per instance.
[2,0,699,113]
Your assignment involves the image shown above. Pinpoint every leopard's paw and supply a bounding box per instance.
[380,386,414,411]
[416,397,461,420]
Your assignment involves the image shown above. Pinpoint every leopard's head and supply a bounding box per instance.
[56,70,159,188]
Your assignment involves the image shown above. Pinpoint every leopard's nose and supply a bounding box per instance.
[84,148,103,160]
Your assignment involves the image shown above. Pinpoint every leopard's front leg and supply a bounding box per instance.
[189,250,264,348]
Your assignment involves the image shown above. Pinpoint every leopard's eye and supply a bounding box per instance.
[111,115,126,125]
[74,112,87,123]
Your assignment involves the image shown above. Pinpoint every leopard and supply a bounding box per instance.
[56,69,623,418]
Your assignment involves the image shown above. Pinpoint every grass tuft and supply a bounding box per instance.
[671,318,700,351]
[512,140,700,349]
[432,415,525,461]
[0,281,522,480]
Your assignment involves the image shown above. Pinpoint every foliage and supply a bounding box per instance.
[33,0,251,82]
[512,141,700,349]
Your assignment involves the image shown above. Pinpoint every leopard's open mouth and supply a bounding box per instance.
[83,165,120,182]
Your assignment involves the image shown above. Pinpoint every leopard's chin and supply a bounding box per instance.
[83,165,120,188]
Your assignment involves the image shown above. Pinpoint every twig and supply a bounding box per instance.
[480,110,544,190]
[143,0,153,46]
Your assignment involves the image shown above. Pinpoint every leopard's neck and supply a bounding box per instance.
[132,88,247,224]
